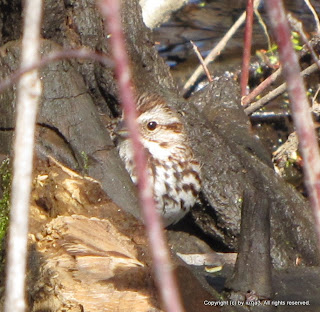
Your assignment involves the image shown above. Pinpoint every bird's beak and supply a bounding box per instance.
[114,120,129,139]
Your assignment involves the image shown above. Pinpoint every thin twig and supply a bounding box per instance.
[288,13,320,71]
[245,62,318,115]
[242,66,282,108]
[304,0,320,36]
[241,0,254,96]
[312,84,320,104]
[4,0,43,311]
[0,48,113,94]
[190,40,212,83]
[254,7,272,52]
[98,1,185,312]
[266,0,320,248]
[182,0,261,95]
[243,12,320,110]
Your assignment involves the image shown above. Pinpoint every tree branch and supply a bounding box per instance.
[4,0,43,311]
[98,1,185,311]
[265,0,320,249]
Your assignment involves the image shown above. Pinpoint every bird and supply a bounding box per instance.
[108,93,201,227]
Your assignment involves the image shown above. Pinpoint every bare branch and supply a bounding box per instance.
[190,40,212,83]
[304,0,320,36]
[254,7,272,52]
[265,0,320,248]
[244,62,319,115]
[288,13,320,71]
[242,66,282,108]
[241,0,254,96]
[243,12,320,112]
[98,1,185,311]
[4,0,43,311]
[182,0,261,95]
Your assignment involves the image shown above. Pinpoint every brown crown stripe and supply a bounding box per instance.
[163,122,183,133]
[137,94,166,114]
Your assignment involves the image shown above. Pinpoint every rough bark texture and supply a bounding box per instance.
[225,192,273,311]
[0,39,141,220]
[171,78,319,267]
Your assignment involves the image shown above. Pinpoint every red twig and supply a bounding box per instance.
[98,1,184,312]
[244,62,320,115]
[182,0,263,95]
[241,0,254,96]
[242,67,282,108]
[265,0,320,246]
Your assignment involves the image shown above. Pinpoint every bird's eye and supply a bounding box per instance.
[147,121,158,131]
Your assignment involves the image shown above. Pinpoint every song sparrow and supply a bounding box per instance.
[108,94,201,226]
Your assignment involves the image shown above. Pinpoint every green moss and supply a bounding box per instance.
[0,158,11,280]
[0,158,11,242]
[80,151,89,171]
